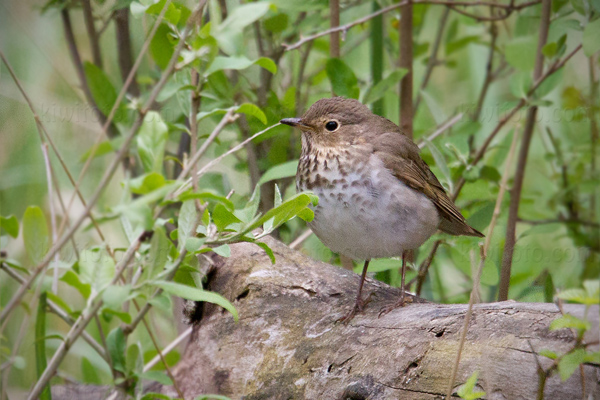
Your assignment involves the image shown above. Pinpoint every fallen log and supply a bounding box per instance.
[159,236,600,400]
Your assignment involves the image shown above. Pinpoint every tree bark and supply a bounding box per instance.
[159,237,599,400]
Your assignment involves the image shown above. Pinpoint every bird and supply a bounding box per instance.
[281,97,483,323]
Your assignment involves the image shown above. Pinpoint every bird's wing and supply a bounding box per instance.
[374,132,483,237]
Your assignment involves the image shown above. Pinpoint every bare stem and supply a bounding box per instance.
[81,0,103,67]
[498,0,551,301]
[399,0,414,139]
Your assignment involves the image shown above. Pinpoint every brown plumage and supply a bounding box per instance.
[281,97,483,323]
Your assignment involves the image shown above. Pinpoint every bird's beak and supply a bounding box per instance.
[280,118,312,130]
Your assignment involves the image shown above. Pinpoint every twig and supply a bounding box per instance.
[114,8,140,96]
[174,123,282,197]
[417,113,464,149]
[0,3,205,327]
[414,7,450,115]
[141,318,184,398]
[143,327,192,372]
[445,126,520,399]
[283,0,541,51]
[178,109,237,180]
[290,229,314,250]
[81,0,103,67]
[399,0,414,139]
[471,23,498,123]
[517,217,600,229]
[330,0,340,59]
[40,144,59,294]
[498,0,551,302]
[370,1,385,116]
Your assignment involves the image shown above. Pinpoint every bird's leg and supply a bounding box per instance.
[399,250,407,305]
[379,251,412,317]
[338,259,370,324]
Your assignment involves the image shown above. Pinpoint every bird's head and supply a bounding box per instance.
[280,97,379,147]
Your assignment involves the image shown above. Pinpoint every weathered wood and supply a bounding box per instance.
[160,237,600,400]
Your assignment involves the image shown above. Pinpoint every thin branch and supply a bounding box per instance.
[290,229,314,250]
[445,127,520,398]
[81,0,103,67]
[417,113,464,149]
[174,123,282,197]
[114,8,140,96]
[414,7,450,115]
[471,23,498,122]
[399,0,414,139]
[40,144,60,294]
[178,109,237,180]
[498,0,551,302]
[330,0,340,59]
[283,0,541,51]
[143,327,192,373]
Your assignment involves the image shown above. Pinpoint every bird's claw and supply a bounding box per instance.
[378,293,413,317]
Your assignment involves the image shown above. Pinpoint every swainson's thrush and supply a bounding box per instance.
[281,97,483,323]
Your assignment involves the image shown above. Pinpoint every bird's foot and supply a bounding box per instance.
[337,293,372,325]
[378,293,413,317]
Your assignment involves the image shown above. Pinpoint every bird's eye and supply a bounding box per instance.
[325,121,339,132]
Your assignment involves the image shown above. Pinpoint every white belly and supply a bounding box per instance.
[300,154,439,260]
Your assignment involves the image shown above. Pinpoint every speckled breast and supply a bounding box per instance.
[295,146,440,260]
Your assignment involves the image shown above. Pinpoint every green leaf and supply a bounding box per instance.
[205,56,277,76]
[583,18,600,56]
[78,250,115,291]
[244,192,318,234]
[212,244,231,257]
[326,58,359,99]
[137,111,169,173]
[212,204,242,231]
[236,103,267,124]
[363,69,408,105]
[213,2,271,55]
[107,327,127,373]
[457,371,485,400]
[558,349,586,381]
[539,349,558,359]
[152,280,238,321]
[251,241,275,264]
[194,395,233,400]
[542,42,558,58]
[146,0,181,25]
[178,200,197,245]
[584,351,600,364]
[145,227,171,281]
[22,206,49,265]
[557,288,598,305]
[140,393,173,400]
[81,357,102,384]
[264,13,288,33]
[234,185,261,223]
[257,161,298,186]
[35,292,51,400]
[549,314,591,332]
[583,280,599,303]
[79,140,120,163]
[150,24,174,69]
[84,62,118,116]
[60,270,92,299]
[505,36,537,71]
[102,285,131,310]
[46,291,72,314]
[185,237,206,253]
[0,215,19,238]
[139,370,173,386]
[129,172,166,195]
[175,191,235,211]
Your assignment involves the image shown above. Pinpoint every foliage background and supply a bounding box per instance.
[0,0,598,397]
